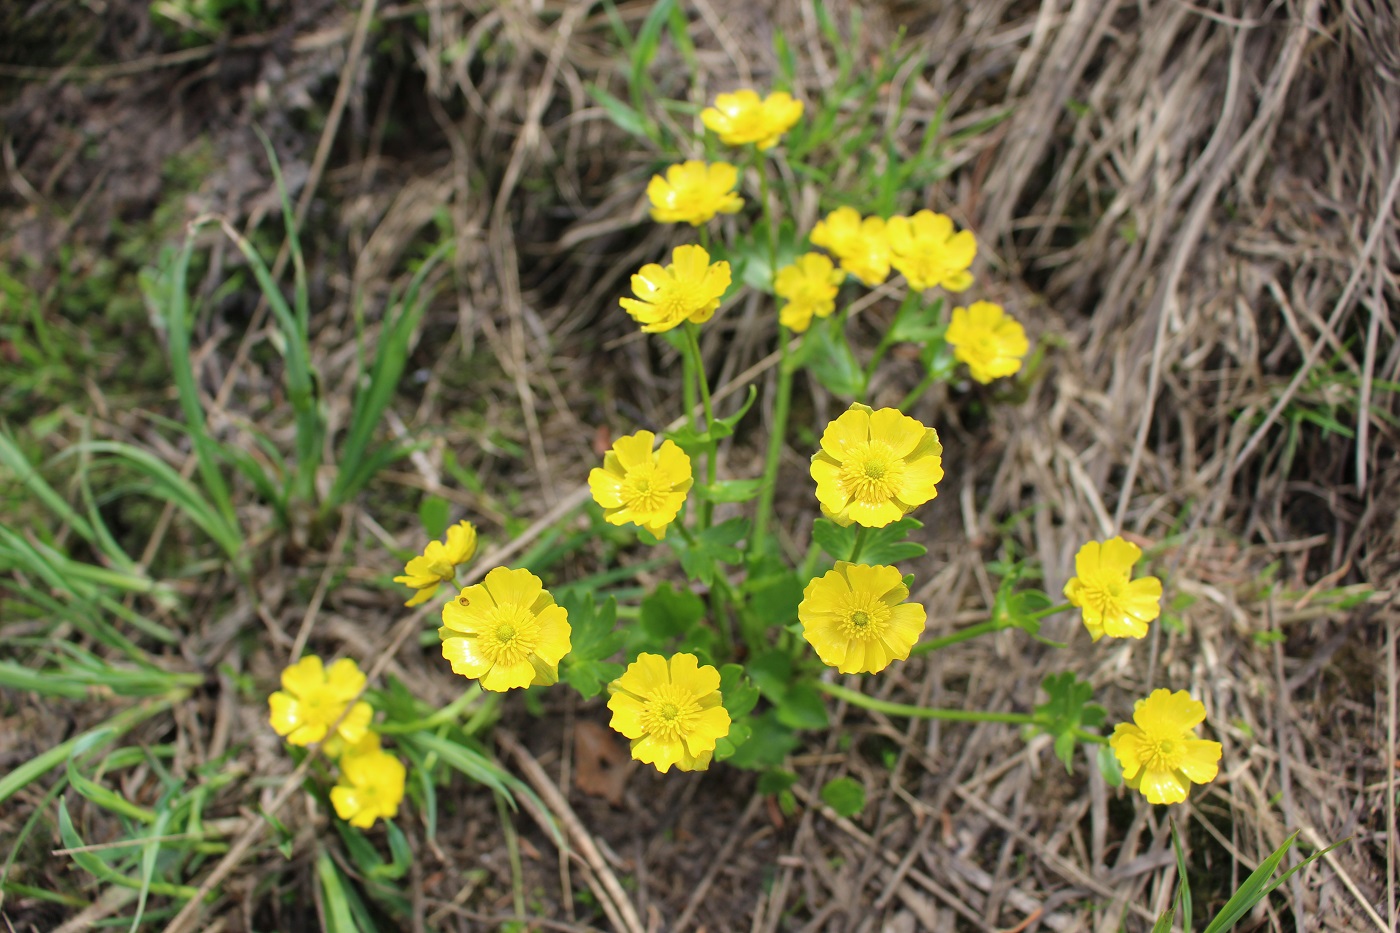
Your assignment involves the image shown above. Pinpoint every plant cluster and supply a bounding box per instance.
[270,87,1224,830]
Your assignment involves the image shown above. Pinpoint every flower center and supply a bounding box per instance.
[651,280,704,326]
[839,600,891,640]
[622,464,671,513]
[1137,734,1187,772]
[641,684,701,741]
[1080,571,1128,618]
[480,606,538,666]
[839,442,905,504]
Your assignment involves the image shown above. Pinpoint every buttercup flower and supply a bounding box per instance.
[619,244,732,333]
[1063,537,1162,641]
[1110,689,1222,805]
[393,520,478,607]
[700,89,803,150]
[946,302,1029,384]
[268,655,373,747]
[885,210,976,292]
[776,253,845,332]
[439,567,572,692]
[330,734,408,828]
[810,207,891,286]
[810,403,944,527]
[588,430,692,538]
[647,161,743,225]
[607,653,731,773]
[799,562,927,674]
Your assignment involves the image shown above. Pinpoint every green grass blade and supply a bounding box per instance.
[327,240,450,510]
[130,809,173,933]
[316,850,365,933]
[0,699,171,807]
[0,425,96,544]
[1201,831,1297,933]
[216,221,322,505]
[160,228,239,530]
[1171,819,1193,933]
[65,441,243,564]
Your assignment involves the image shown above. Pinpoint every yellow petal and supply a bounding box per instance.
[607,692,649,739]
[1099,536,1143,575]
[481,659,536,692]
[819,407,871,460]
[898,455,944,505]
[441,636,492,679]
[268,692,302,737]
[631,732,683,773]
[330,786,363,824]
[1176,739,1222,783]
[404,585,437,607]
[1073,540,1103,579]
[281,656,325,698]
[667,653,720,697]
[615,653,671,699]
[611,431,657,471]
[336,701,373,745]
[1138,768,1190,805]
[885,603,927,652]
[325,658,366,698]
[588,466,627,509]
[533,606,573,664]
[867,408,923,458]
[483,567,542,610]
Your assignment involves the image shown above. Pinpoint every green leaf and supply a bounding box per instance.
[418,495,451,540]
[853,516,928,565]
[811,518,856,562]
[666,385,760,452]
[673,517,747,586]
[718,664,760,719]
[745,650,793,702]
[712,721,752,762]
[820,777,866,818]
[1097,744,1123,786]
[586,84,652,140]
[1170,820,1193,933]
[740,555,803,633]
[775,682,829,731]
[558,593,625,700]
[920,336,958,382]
[695,479,765,503]
[718,220,801,295]
[725,711,799,769]
[640,583,705,641]
[1033,672,1106,772]
[757,769,798,796]
[887,298,945,344]
[804,316,863,399]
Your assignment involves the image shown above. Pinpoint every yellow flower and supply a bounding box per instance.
[810,403,944,528]
[798,562,927,674]
[776,253,845,333]
[1063,537,1162,641]
[810,207,891,286]
[700,89,803,150]
[619,244,732,334]
[331,735,407,828]
[647,161,743,225]
[393,520,478,607]
[1110,689,1222,805]
[268,655,374,747]
[588,430,692,538]
[607,652,731,773]
[439,567,572,692]
[885,210,976,292]
[945,302,1029,384]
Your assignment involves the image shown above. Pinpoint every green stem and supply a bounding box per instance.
[681,329,700,432]
[683,323,717,528]
[752,332,794,553]
[748,152,787,555]
[860,290,919,402]
[848,526,869,563]
[898,369,939,413]
[1026,601,1074,623]
[818,681,1037,725]
[1074,728,1108,746]
[909,618,1001,656]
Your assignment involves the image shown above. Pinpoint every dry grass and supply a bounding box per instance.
[2,0,1397,930]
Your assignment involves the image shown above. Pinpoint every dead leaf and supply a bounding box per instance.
[573,719,630,806]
